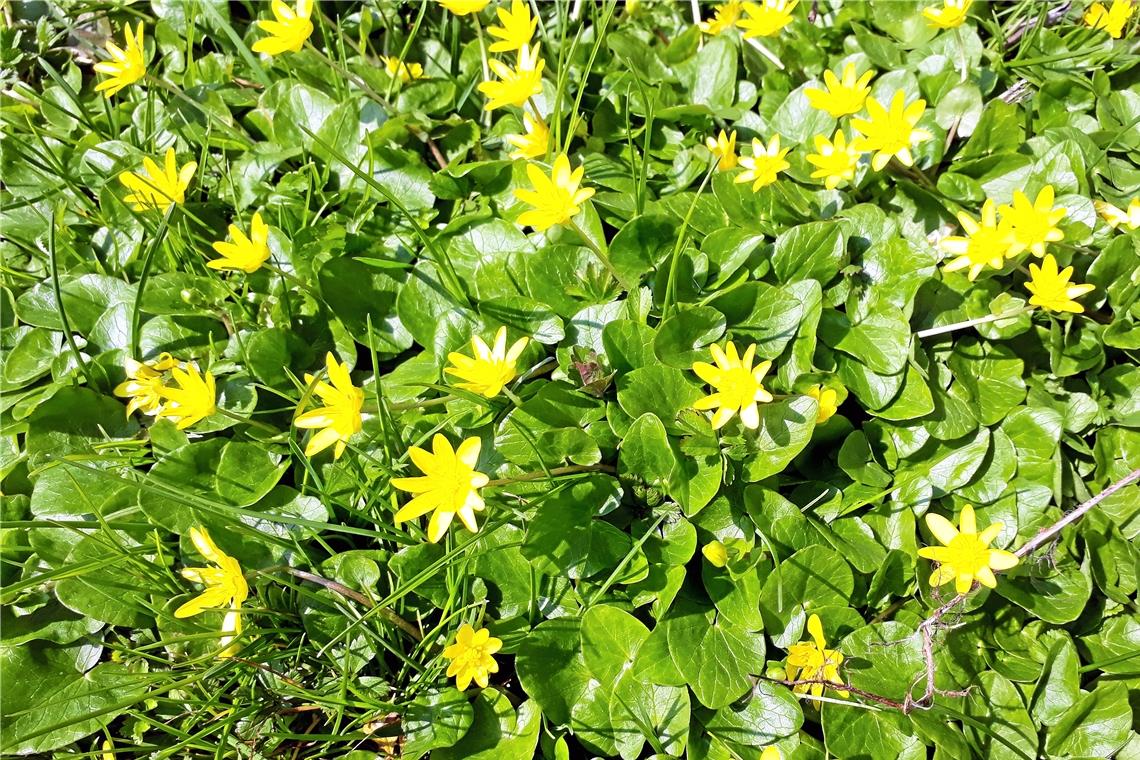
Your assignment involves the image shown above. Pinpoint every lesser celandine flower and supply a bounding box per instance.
[443,624,502,690]
[487,0,537,52]
[209,212,271,273]
[1084,0,1134,38]
[174,527,248,658]
[804,64,874,118]
[478,44,545,111]
[786,614,848,698]
[94,23,148,98]
[382,56,424,83]
[114,353,181,418]
[505,112,549,160]
[119,148,196,211]
[706,130,739,171]
[692,341,774,430]
[851,91,932,171]
[922,0,973,29]
[446,327,530,398]
[940,199,1016,281]
[391,435,490,543]
[760,748,781,760]
[918,505,1019,593]
[514,153,595,231]
[735,135,790,191]
[700,0,744,34]
[805,131,861,190]
[1025,255,1096,314]
[437,0,490,15]
[702,540,729,567]
[737,0,798,37]
[804,384,839,423]
[1095,197,1140,230]
[252,0,314,56]
[157,363,217,429]
[294,353,364,460]
[999,187,1065,258]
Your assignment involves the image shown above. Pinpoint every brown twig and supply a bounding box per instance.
[285,568,423,641]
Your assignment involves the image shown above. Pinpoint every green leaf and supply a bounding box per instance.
[965,671,1037,760]
[402,688,474,757]
[616,366,702,427]
[515,617,589,726]
[654,306,726,368]
[702,680,802,749]
[822,702,924,760]
[1046,682,1131,758]
[1030,638,1080,726]
[771,221,847,284]
[433,689,540,760]
[666,599,766,708]
[609,214,679,287]
[738,396,818,481]
[819,306,911,375]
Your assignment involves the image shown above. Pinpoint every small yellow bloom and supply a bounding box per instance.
[804,384,839,423]
[209,212,271,273]
[805,131,861,190]
[156,363,217,430]
[760,748,781,760]
[382,56,424,83]
[514,153,596,231]
[734,135,790,191]
[294,352,364,460]
[999,186,1066,258]
[851,91,932,172]
[119,147,196,211]
[922,0,973,29]
[700,0,744,34]
[392,435,490,543]
[692,341,774,430]
[478,44,545,111]
[487,0,537,52]
[702,540,730,567]
[940,199,1016,281]
[252,0,314,56]
[102,739,115,760]
[437,0,490,15]
[737,0,798,37]
[93,22,148,98]
[1025,254,1096,314]
[114,353,181,418]
[1095,197,1140,230]
[446,327,530,398]
[443,623,502,690]
[918,505,1019,593]
[786,613,848,698]
[1084,0,1134,37]
[804,63,874,118]
[175,527,248,658]
[505,112,549,160]
[706,129,739,172]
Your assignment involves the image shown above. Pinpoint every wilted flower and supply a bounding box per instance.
[505,112,549,160]
[786,614,848,698]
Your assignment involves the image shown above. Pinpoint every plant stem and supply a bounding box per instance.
[568,218,619,281]
[915,307,1032,338]
[485,463,616,487]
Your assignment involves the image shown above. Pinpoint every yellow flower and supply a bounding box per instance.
[922,0,973,29]
[102,739,115,760]
[700,0,744,34]
[443,624,502,690]
[804,63,874,118]
[804,384,839,423]
[294,352,364,460]
[1095,197,1140,230]
[114,353,181,418]
[446,327,530,398]
[505,112,549,160]
[252,0,314,56]
[478,44,545,110]
[391,435,490,543]
[737,0,798,37]
[209,212,271,273]
[702,540,729,567]
[786,613,848,698]
[437,0,490,15]
[514,153,595,231]
[156,363,217,430]
[734,135,790,191]
[119,147,197,211]
[805,130,861,190]
[999,186,1066,258]
[1084,0,1134,37]
[918,505,1019,593]
[706,129,739,171]
[93,22,148,98]
[851,91,932,171]
[382,56,424,83]
[487,0,537,52]
[692,341,774,430]
[940,199,1016,281]
[761,748,781,760]
[1025,254,1096,314]
[174,527,248,658]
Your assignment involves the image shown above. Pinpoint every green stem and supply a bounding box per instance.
[216,406,281,436]
[568,218,619,281]
[485,463,616,487]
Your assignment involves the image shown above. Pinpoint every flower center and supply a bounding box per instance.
[965,227,1009,264]
[720,367,760,408]
[946,533,991,573]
